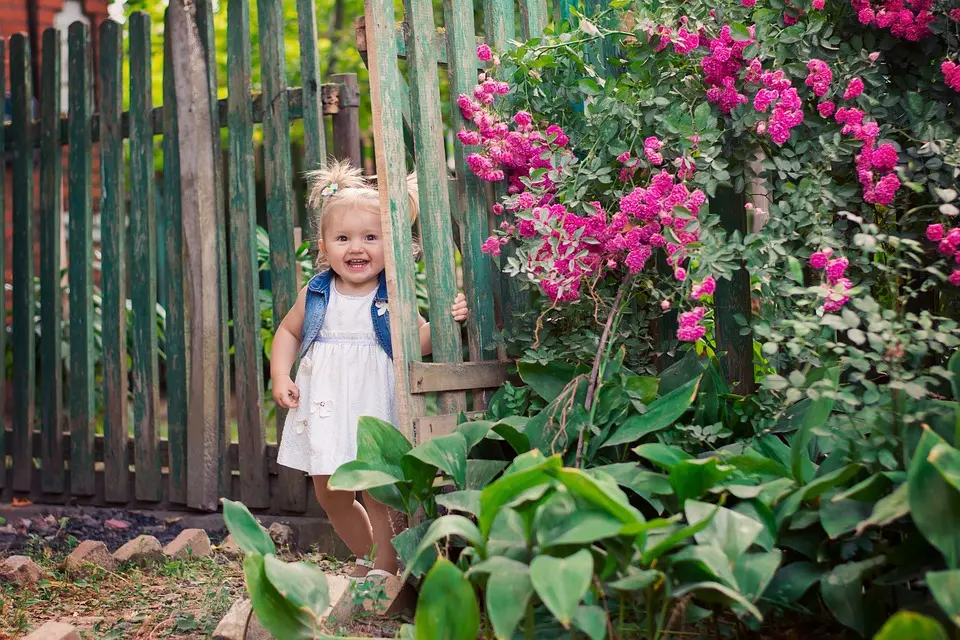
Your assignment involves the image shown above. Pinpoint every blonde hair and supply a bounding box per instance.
[305,159,421,268]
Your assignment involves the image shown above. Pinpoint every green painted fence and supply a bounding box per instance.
[1,1,362,514]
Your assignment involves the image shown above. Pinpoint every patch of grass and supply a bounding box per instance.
[0,549,244,639]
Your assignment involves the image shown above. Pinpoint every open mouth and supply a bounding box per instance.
[345,259,369,272]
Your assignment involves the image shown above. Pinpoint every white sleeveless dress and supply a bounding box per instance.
[276,282,399,476]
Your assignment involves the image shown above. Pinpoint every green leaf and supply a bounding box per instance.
[403,515,484,581]
[949,350,960,402]
[623,374,659,405]
[820,499,874,539]
[538,506,625,547]
[729,22,752,41]
[328,461,403,492]
[930,442,960,493]
[605,375,702,447]
[530,550,594,627]
[466,460,509,490]
[517,360,587,402]
[669,545,739,588]
[927,570,960,629]
[658,350,705,394]
[485,562,533,640]
[791,368,839,483]
[574,605,607,640]
[549,467,643,524]
[775,464,862,527]
[633,443,693,470]
[765,562,823,604]
[873,611,949,640]
[732,551,782,603]
[263,555,330,618]
[414,559,480,640]
[669,458,734,503]
[392,519,437,579]
[693,101,713,130]
[436,490,481,515]
[909,428,960,568]
[642,504,718,563]
[407,433,469,490]
[356,416,412,466]
[671,581,763,621]
[243,554,313,639]
[684,500,764,561]
[479,455,562,537]
[820,557,885,636]
[221,498,275,556]
[607,569,663,591]
[856,483,909,534]
[492,422,531,454]
[455,421,492,450]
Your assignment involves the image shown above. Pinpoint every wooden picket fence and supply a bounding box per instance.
[1,0,362,515]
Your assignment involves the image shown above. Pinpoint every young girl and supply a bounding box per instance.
[271,160,467,579]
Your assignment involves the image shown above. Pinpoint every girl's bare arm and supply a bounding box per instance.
[270,286,308,380]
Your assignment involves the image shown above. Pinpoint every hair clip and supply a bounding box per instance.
[320,183,339,197]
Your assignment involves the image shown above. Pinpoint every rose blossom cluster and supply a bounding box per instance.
[809,249,854,312]
[850,0,937,41]
[700,25,756,114]
[678,307,707,342]
[751,68,804,145]
[924,224,960,286]
[943,60,960,92]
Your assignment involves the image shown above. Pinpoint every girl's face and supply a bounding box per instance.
[321,207,385,295]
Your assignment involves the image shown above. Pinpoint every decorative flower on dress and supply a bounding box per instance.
[375,300,389,316]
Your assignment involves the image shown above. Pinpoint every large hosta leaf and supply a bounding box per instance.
[243,554,314,639]
[517,360,588,402]
[909,428,960,567]
[263,555,330,619]
[604,375,702,447]
[765,562,823,604]
[873,611,949,640]
[222,498,275,556]
[820,557,885,636]
[530,550,594,627]
[485,561,533,640]
[406,433,468,490]
[685,499,764,561]
[414,559,480,640]
[927,570,960,629]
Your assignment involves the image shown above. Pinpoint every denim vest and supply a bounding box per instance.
[298,269,393,360]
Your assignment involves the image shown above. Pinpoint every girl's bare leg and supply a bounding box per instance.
[362,490,406,575]
[312,476,374,573]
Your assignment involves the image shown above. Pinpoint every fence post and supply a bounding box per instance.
[67,22,96,497]
[98,19,128,504]
[169,0,223,511]
[0,38,6,492]
[39,28,65,494]
[331,73,362,169]
[10,34,36,493]
[713,185,756,395]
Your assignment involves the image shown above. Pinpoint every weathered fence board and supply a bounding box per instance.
[331,73,362,169]
[227,0,269,509]
[67,23,96,497]
[98,19,128,504]
[0,38,6,491]
[257,0,307,512]
[39,28,65,494]
[11,34,36,492]
[402,0,466,417]
[129,13,162,501]
[162,9,189,505]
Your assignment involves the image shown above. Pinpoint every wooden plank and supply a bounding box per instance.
[364,0,428,444]
[4,85,345,148]
[410,361,509,393]
[39,28,64,494]
[227,0,269,509]
[162,9,188,505]
[713,186,756,396]
[296,0,327,172]
[331,73,362,168]
[129,13,162,501]
[520,0,549,39]
[98,19,128,504]
[484,0,515,50]
[444,0,498,380]
[194,0,233,501]
[0,38,6,491]
[168,0,223,512]
[402,0,466,418]
[257,0,306,511]
[67,22,96,496]
[10,34,36,492]
[412,412,485,439]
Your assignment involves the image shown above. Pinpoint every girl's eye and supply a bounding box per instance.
[365,234,378,242]
[336,235,348,242]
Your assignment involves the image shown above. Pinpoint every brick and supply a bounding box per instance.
[327,573,416,623]
[113,535,164,566]
[21,621,80,640]
[163,528,212,559]
[0,555,45,585]
[64,540,117,574]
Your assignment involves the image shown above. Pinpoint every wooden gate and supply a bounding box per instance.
[1,0,362,514]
